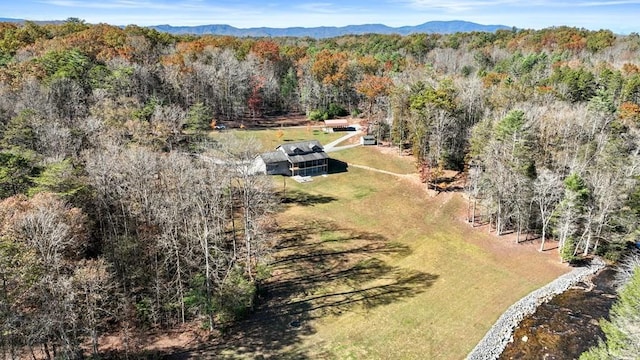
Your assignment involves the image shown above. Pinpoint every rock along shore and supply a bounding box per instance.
[466,257,606,360]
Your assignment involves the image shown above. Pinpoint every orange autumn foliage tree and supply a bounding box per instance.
[311,49,350,86]
[251,39,281,63]
[356,74,393,119]
[620,102,640,125]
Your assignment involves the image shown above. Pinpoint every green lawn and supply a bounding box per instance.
[209,162,568,359]
[211,128,416,176]
[198,128,568,359]
[330,146,417,175]
[211,127,344,152]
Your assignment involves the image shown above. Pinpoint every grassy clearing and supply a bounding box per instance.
[208,166,568,360]
[330,146,417,175]
[268,169,565,359]
[211,127,344,151]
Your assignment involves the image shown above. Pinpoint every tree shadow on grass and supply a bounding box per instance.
[279,189,337,207]
[165,221,437,359]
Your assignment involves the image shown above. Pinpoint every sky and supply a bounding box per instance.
[2,0,640,34]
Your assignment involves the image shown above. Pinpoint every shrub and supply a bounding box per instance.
[308,109,326,121]
[461,65,474,77]
[214,268,257,324]
[561,236,578,263]
[596,241,630,262]
[328,103,348,117]
[309,103,348,121]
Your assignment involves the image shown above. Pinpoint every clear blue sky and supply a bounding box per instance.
[3,0,639,34]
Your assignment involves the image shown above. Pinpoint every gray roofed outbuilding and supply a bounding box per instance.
[360,135,377,145]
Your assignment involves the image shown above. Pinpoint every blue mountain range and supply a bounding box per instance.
[0,18,511,38]
[150,20,511,38]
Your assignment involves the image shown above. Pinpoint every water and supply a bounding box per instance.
[499,268,617,360]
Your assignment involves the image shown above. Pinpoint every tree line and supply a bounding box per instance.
[0,18,639,357]
[0,19,279,358]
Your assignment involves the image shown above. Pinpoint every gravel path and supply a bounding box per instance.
[466,258,606,360]
[325,143,361,153]
[346,163,407,177]
[323,127,361,151]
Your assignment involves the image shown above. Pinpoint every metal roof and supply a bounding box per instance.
[324,119,349,127]
[277,140,324,156]
[288,151,329,163]
[256,140,329,166]
[260,151,289,164]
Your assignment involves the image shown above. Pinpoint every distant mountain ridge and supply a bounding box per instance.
[0,18,511,38]
[0,17,64,25]
[150,20,511,38]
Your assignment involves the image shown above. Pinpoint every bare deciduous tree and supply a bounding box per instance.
[533,168,563,251]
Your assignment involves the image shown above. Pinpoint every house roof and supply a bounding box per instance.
[324,119,349,127]
[260,151,289,164]
[288,151,329,164]
[277,140,324,156]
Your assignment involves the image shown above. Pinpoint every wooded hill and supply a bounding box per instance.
[149,20,511,38]
[0,19,639,358]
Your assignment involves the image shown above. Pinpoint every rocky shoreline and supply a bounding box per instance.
[466,258,606,360]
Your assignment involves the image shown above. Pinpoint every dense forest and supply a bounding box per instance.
[0,18,639,358]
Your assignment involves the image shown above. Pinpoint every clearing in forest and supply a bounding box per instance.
[179,143,569,359]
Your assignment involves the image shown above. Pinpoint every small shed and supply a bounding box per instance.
[252,151,290,175]
[360,135,377,146]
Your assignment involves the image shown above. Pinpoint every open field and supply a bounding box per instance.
[211,126,345,151]
[329,146,417,175]
[177,135,570,359]
[214,126,417,175]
